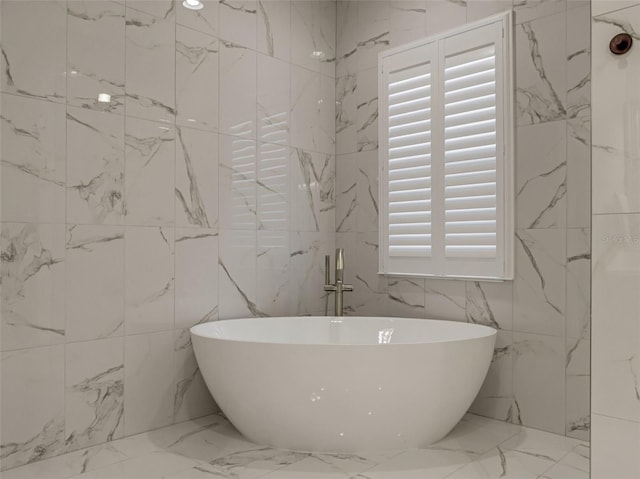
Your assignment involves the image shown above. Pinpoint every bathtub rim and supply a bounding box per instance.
[190,316,497,347]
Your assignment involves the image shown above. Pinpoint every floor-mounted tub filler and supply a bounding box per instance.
[191,316,496,453]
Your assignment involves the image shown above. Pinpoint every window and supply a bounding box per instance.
[378,11,514,280]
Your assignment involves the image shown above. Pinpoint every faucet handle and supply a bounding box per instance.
[343,283,353,292]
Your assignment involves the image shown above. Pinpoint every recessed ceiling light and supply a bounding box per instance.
[311,50,325,59]
[182,0,204,10]
[97,93,111,103]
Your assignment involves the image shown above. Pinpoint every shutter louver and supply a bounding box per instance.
[386,61,433,258]
[444,44,497,259]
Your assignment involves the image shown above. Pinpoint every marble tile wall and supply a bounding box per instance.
[0,0,336,471]
[591,1,640,476]
[334,0,591,440]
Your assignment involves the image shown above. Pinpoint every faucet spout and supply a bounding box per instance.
[335,248,345,282]
[324,248,353,316]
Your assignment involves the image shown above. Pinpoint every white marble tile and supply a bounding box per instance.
[315,451,402,476]
[257,230,290,316]
[355,1,390,73]
[359,449,472,479]
[516,12,567,126]
[124,117,175,226]
[356,68,378,153]
[177,0,220,38]
[126,0,175,19]
[592,5,640,214]
[514,0,567,24]
[0,443,128,479]
[0,0,66,103]
[66,107,125,225]
[174,228,218,329]
[567,333,590,380]
[567,0,590,9]
[67,1,125,114]
[220,43,257,140]
[65,337,124,452]
[290,1,336,76]
[356,149,378,232]
[335,0,359,78]
[513,229,566,336]
[501,423,581,463]
[290,65,320,152]
[336,154,357,233]
[433,413,521,456]
[218,229,260,319]
[389,1,427,48]
[125,227,174,335]
[219,0,258,50]
[219,135,257,230]
[174,329,217,423]
[0,345,66,471]
[258,54,290,146]
[466,280,514,330]
[257,142,290,231]
[124,331,175,436]
[1,93,66,223]
[591,414,640,479]
[319,74,336,155]
[176,26,219,132]
[566,367,590,440]
[567,6,591,229]
[542,443,590,479]
[450,426,578,479]
[386,277,426,319]
[175,127,219,229]
[566,228,590,339]
[350,232,387,316]
[445,447,539,479]
[466,0,514,23]
[470,330,514,421]
[257,0,291,61]
[111,415,221,459]
[592,0,639,16]
[566,5,590,122]
[289,231,333,316]
[512,332,566,434]
[336,74,358,155]
[259,456,350,478]
[169,448,308,479]
[290,148,335,233]
[125,6,175,123]
[592,213,640,422]
[516,121,567,229]
[422,279,467,322]
[1,223,65,351]
[165,419,258,463]
[67,451,203,479]
[567,117,591,229]
[66,225,125,342]
[425,0,466,37]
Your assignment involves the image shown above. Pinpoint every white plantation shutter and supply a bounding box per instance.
[385,44,435,260]
[379,12,513,280]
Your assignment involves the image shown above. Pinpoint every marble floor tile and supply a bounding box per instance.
[0,444,128,479]
[3,413,589,479]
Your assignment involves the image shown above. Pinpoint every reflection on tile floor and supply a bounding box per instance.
[2,413,589,479]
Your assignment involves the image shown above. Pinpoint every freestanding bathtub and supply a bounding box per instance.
[191,316,496,453]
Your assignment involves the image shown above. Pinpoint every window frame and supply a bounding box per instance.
[378,10,514,281]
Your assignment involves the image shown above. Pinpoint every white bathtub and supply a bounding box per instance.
[191,316,496,453]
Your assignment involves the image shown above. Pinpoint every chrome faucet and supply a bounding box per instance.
[324,248,353,317]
